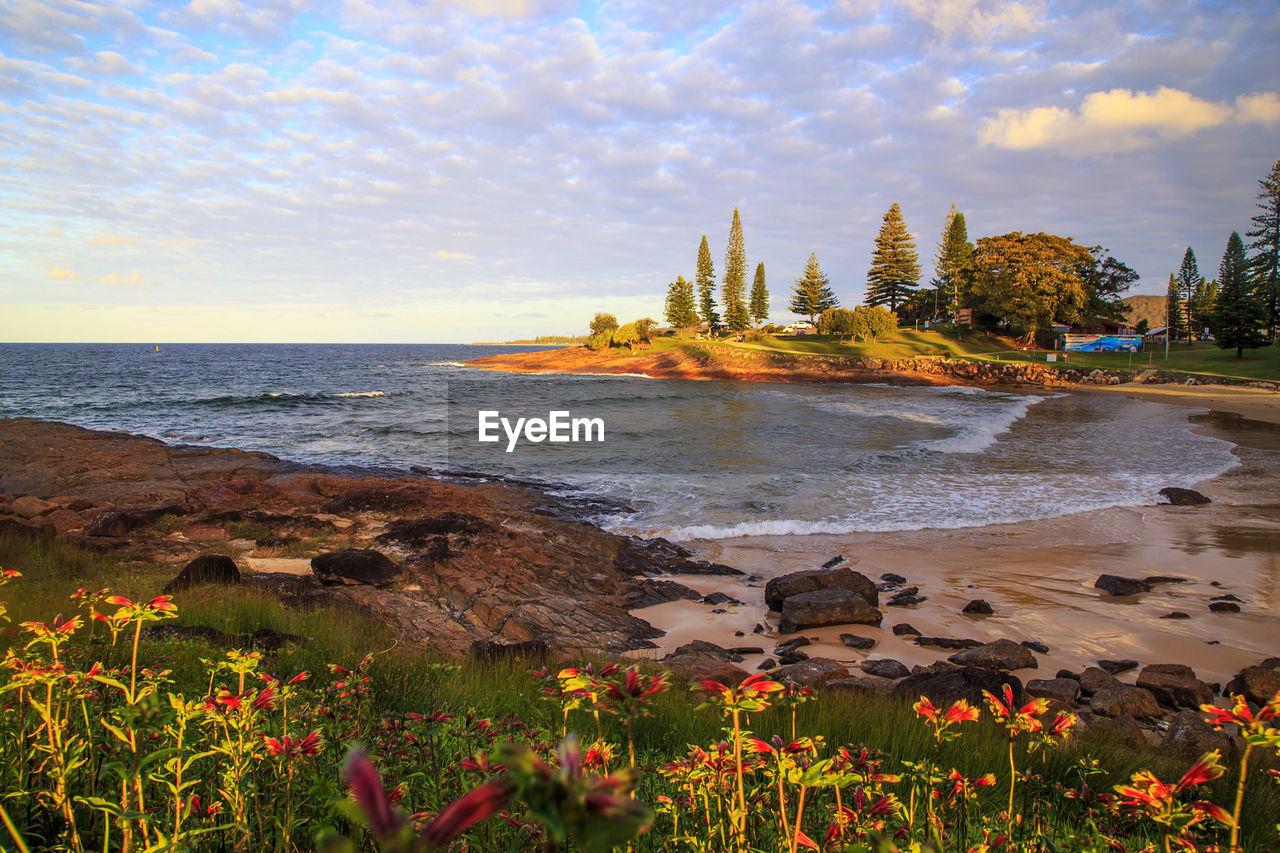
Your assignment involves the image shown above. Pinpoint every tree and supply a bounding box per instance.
[613,322,639,348]
[817,307,856,340]
[696,235,719,329]
[1209,231,1270,358]
[931,204,972,317]
[1080,248,1138,327]
[1164,273,1187,341]
[790,252,839,324]
[1175,248,1199,341]
[851,305,897,343]
[1246,158,1280,338]
[664,275,698,329]
[589,313,618,336]
[749,262,769,327]
[1135,319,1150,335]
[866,202,921,314]
[959,232,1094,341]
[634,317,657,342]
[721,208,750,331]
[1191,277,1218,335]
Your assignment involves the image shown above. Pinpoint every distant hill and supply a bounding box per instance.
[1119,294,1167,328]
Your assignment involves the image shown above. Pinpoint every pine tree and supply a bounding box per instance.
[931,204,972,317]
[790,252,839,325]
[749,262,769,327]
[696,235,719,329]
[721,208,750,331]
[1210,231,1269,357]
[866,202,921,314]
[1191,277,1217,335]
[1175,248,1199,341]
[1245,158,1280,338]
[664,275,697,329]
[1165,273,1187,341]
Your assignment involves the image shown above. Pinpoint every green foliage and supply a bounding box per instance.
[932,204,972,317]
[586,330,614,351]
[750,262,769,327]
[1246,158,1280,337]
[817,307,857,338]
[1175,248,1200,339]
[589,313,618,336]
[722,208,750,331]
[817,306,897,343]
[960,232,1095,341]
[1209,231,1271,358]
[789,252,839,324]
[613,323,639,348]
[866,202,921,314]
[1192,278,1218,334]
[1081,249,1139,327]
[696,235,719,329]
[1166,273,1187,341]
[1135,319,1150,335]
[633,317,656,342]
[664,276,698,329]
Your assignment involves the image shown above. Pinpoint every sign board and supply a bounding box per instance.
[955,308,973,326]
[1058,334,1143,353]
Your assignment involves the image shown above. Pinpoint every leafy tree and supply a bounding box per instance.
[959,232,1094,341]
[589,313,618,336]
[613,322,639,348]
[852,304,897,342]
[1245,158,1280,338]
[749,262,769,327]
[1191,277,1218,334]
[634,317,657,341]
[721,208,750,331]
[696,235,719,329]
[1135,319,1150,335]
[586,331,613,350]
[817,307,856,339]
[1164,273,1187,341]
[866,202,921,314]
[931,203,972,317]
[1209,231,1270,358]
[664,276,698,329]
[1080,248,1138,326]
[1175,248,1199,341]
[790,252,839,324]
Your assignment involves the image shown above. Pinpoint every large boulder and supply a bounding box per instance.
[826,676,896,698]
[764,567,877,612]
[11,496,57,518]
[1094,575,1150,596]
[1090,685,1160,719]
[778,589,882,633]
[311,549,402,586]
[770,657,851,689]
[893,666,1023,707]
[163,555,241,593]
[666,640,743,663]
[1026,678,1080,705]
[1079,666,1122,695]
[947,639,1037,671]
[1224,665,1280,706]
[1158,487,1210,506]
[862,659,910,680]
[624,579,700,610]
[85,500,186,537]
[1136,664,1215,709]
[1164,709,1234,756]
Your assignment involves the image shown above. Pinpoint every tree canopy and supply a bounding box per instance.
[819,305,896,342]
[664,275,698,329]
[931,204,972,318]
[696,235,719,329]
[721,208,750,331]
[790,252,839,324]
[749,262,769,327]
[865,202,921,314]
[1174,248,1199,340]
[1209,231,1270,357]
[1246,158,1280,338]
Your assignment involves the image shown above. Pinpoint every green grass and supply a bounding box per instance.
[720,329,1012,360]
[980,341,1279,381]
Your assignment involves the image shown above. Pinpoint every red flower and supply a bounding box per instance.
[419,779,515,848]
[343,748,406,839]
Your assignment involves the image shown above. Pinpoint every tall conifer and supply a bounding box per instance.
[1246,158,1280,338]
[790,252,839,325]
[931,204,972,317]
[696,235,719,329]
[1176,248,1199,340]
[722,208,750,331]
[1165,273,1186,341]
[749,262,769,327]
[664,275,698,329]
[1210,231,1269,357]
[866,202,921,313]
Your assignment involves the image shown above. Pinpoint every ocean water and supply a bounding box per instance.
[0,343,1238,541]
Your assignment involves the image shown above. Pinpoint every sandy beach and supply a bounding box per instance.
[630,384,1280,686]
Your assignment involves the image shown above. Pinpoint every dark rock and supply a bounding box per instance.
[840,634,876,650]
[734,630,745,637]
[892,623,921,636]
[1158,487,1211,506]
[764,567,878,611]
[758,658,777,670]
[669,640,743,663]
[778,589,882,633]
[728,646,764,655]
[915,636,982,650]
[1224,666,1280,706]
[85,500,186,537]
[821,555,846,569]
[948,639,1037,671]
[892,586,919,597]
[1026,678,1080,705]
[1164,709,1233,756]
[1145,576,1187,586]
[862,659,910,679]
[771,657,851,689]
[962,599,994,615]
[1094,574,1150,596]
[1079,667,1122,695]
[1209,601,1241,613]
[1094,714,1146,748]
[321,485,429,513]
[1091,685,1160,718]
[1259,657,1280,669]
[311,549,402,587]
[0,515,55,541]
[1098,659,1139,675]
[826,676,896,697]
[1021,640,1050,654]
[702,591,741,606]
[1160,611,1191,620]
[880,573,906,584]
[775,636,811,654]
[777,650,810,665]
[163,554,241,593]
[887,593,926,607]
[470,639,549,662]
[893,666,1023,707]
[1136,664,1214,709]
[1056,669,1080,680]
[1210,594,1243,602]
[670,560,745,577]
[624,579,700,610]
[673,659,749,686]
[752,623,765,634]
[377,513,493,547]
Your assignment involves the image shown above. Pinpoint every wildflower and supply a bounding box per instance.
[1113,750,1233,837]
[982,684,1048,736]
[343,747,407,839]
[914,696,980,743]
[263,730,324,760]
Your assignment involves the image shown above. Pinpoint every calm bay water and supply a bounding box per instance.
[0,343,1238,541]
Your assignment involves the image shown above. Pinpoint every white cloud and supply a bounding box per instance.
[100,269,142,285]
[91,233,139,247]
[436,249,477,259]
[45,266,79,279]
[903,0,1046,44]
[979,87,1275,153]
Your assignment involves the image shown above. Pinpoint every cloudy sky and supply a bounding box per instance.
[2,0,1277,342]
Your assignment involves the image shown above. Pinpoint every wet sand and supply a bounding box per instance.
[630,392,1280,687]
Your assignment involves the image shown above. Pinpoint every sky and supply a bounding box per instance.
[1,0,1278,343]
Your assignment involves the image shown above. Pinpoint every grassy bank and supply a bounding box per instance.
[2,533,1277,851]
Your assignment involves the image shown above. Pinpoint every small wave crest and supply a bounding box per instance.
[333,391,385,398]
[924,394,1043,454]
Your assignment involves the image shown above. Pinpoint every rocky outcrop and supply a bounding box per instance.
[1224,664,1280,706]
[948,639,1037,671]
[1026,678,1080,705]
[771,657,851,689]
[893,666,1022,707]
[764,567,878,611]
[312,549,403,587]
[1094,575,1150,596]
[1158,487,1211,506]
[778,589,883,633]
[1135,664,1215,709]
[1090,685,1160,719]
[164,554,241,593]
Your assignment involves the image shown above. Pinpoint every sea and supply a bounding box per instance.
[0,343,1239,542]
